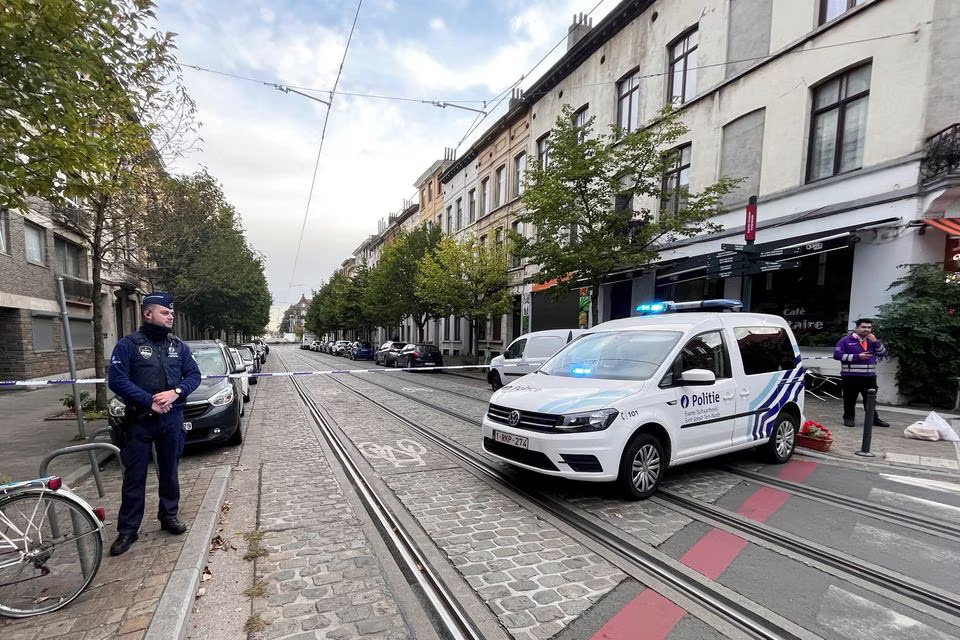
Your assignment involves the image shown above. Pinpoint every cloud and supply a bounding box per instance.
[429,17,446,31]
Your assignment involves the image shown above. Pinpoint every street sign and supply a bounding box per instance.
[749,260,801,274]
[745,197,757,242]
[758,247,803,260]
[707,256,749,268]
[721,243,746,252]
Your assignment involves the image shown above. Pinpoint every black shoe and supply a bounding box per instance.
[843,418,855,427]
[159,517,188,535]
[873,417,890,428]
[110,533,138,556]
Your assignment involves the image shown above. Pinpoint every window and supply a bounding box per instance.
[573,105,589,141]
[479,234,487,247]
[443,316,451,340]
[477,318,486,341]
[617,70,641,133]
[427,181,433,201]
[468,189,476,223]
[492,315,502,341]
[446,205,453,233]
[668,28,699,105]
[525,336,564,359]
[537,134,550,169]
[504,338,526,359]
[0,210,8,254]
[54,237,85,279]
[455,198,463,230]
[31,315,56,352]
[819,0,866,24]
[511,221,523,268]
[734,327,797,374]
[24,223,46,265]
[513,153,526,197]
[68,318,93,350]
[675,331,730,379]
[807,64,871,182]
[661,144,692,217]
[480,178,490,216]
[495,227,503,250]
[495,165,506,208]
[541,330,681,381]
[421,188,427,205]
[454,317,461,341]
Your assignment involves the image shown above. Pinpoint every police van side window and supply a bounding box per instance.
[525,336,563,359]
[674,331,731,380]
[734,326,797,375]
[505,338,526,359]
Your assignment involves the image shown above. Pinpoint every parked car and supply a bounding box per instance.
[310,340,322,352]
[488,329,586,390]
[227,347,251,403]
[235,344,260,384]
[482,300,803,499]
[349,341,374,360]
[107,340,243,448]
[324,341,335,354]
[374,341,407,367]
[396,343,443,369]
[332,340,352,356]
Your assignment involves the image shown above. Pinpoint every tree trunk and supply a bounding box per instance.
[590,285,600,328]
[468,318,475,359]
[92,196,109,410]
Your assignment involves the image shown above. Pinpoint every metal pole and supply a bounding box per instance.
[55,275,106,495]
[856,389,877,457]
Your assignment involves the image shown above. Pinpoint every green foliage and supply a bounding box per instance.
[876,264,960,407]
[61,392,96,412]
[144,171,271,336]
[516,105,738,325]
[416,235,510,356]
[0,0,196,210]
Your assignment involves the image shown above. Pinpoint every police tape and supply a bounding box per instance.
[0,364,494,387]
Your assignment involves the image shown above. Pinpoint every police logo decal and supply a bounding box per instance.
[138,346,153,359]
[168,344,179,358]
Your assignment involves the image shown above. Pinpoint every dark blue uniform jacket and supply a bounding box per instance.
[108,331,201,410]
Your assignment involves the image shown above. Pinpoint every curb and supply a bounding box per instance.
[145,465,231,640]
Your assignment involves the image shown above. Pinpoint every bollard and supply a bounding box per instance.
[855,388,877,457]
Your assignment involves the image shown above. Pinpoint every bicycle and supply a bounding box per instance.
[0,474,106,617]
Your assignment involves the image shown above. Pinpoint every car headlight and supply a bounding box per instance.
[108,396,126,417]
[556,408,619,432]
[209,385,235,407]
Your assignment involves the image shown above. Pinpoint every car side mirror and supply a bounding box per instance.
[681,369,716,386]
[233,365,247,374]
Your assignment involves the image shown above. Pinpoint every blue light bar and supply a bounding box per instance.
[635,299,743,315]
[635,302,669,314]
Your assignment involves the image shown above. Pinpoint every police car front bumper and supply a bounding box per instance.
[481,416,622,482]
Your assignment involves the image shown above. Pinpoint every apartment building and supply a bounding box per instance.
[519,0,959,400]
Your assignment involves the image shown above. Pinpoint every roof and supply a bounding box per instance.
[414,159,453,188]
[441,100,529,183]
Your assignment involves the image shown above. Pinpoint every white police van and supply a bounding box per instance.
[488,329,586,390]
[482,300,804,499]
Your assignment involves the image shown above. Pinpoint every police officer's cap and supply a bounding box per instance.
[143,291,175,310]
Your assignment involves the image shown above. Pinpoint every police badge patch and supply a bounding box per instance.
[138,345,153,359]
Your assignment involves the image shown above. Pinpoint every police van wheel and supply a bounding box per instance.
[490,371,503,391]
[763,412,797,464]
[619,433,664,500]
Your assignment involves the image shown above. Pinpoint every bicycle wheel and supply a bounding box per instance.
[0,490,102,617]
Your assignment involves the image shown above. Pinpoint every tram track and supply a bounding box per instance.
[289,350,960,626]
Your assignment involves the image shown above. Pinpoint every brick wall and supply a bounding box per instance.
[0,309,94,381]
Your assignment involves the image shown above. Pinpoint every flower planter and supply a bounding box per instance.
[795,434,833,452]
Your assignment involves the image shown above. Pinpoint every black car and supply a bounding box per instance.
[374,341,407,367]
[108,340,244,448]
[396,343,443,369]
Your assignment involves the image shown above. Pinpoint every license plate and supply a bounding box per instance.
[421,363,435,367]
[493,430,528,449]
[183,422,192,431]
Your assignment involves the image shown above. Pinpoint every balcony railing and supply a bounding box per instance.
[921,123,960,183]
[61,276,93,303]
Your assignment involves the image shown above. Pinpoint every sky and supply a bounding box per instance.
[155,0,616,328]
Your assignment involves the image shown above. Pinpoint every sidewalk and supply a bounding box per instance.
[0,386,230,640]
[802,397,960,472]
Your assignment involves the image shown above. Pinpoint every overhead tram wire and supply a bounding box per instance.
[288,0,363,292]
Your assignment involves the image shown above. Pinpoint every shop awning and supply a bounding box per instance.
[925,218,960,235]
[924,186,960,234]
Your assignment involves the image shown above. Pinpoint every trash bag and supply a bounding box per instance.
[924,411,960,442]
[904,422,940,441]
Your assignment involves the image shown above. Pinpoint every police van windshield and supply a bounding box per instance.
[192,347,228,376]
[538,330,682,380]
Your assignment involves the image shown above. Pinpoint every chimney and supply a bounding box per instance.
[508,88,524,109]
[567,12,593,51]
[443,147,456,161]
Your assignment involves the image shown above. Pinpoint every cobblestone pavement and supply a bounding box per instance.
[243,365,411,640]
[285,353,628,640]
[0,456,222,640]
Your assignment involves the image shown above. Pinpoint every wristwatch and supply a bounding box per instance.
[174,387,183,396]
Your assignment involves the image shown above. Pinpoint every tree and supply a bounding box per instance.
[515,105,738,327]
[877,264,960,407]
[365,225,443,341]
[416,235,511,358]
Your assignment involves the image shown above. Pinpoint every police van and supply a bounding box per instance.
[487,329,586,390]
[482,300,804,499]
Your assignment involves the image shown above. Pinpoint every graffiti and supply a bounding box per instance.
[357,439,428,468]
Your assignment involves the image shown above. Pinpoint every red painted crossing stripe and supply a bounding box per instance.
[591,459,818,640]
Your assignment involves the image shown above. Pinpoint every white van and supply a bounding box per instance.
[488,329,586,390]
[482,303,804,499]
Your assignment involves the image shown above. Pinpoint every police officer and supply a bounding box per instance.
[107,292,201,556]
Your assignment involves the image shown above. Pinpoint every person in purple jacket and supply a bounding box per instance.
[833,318,890,428]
